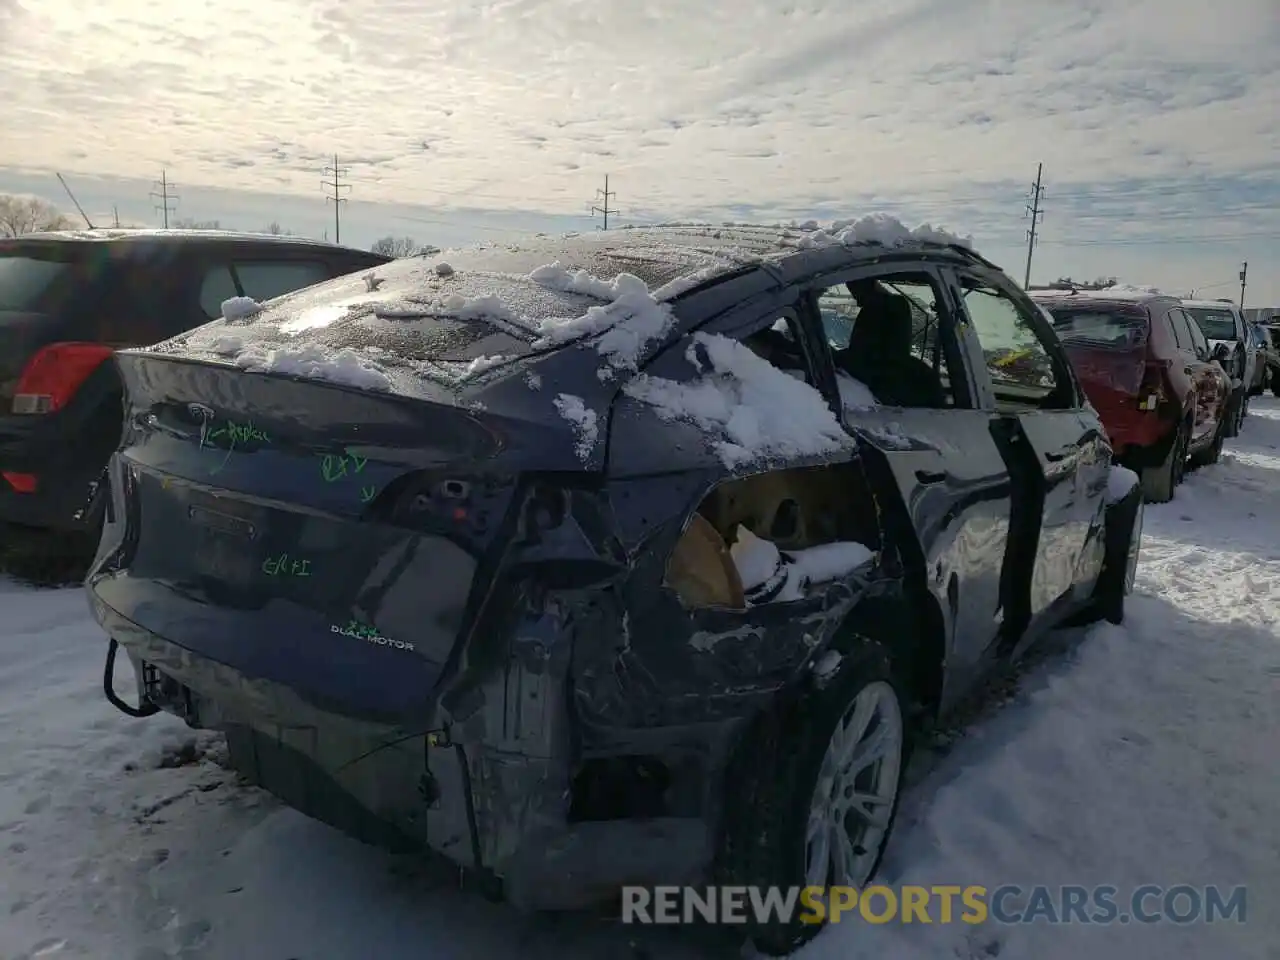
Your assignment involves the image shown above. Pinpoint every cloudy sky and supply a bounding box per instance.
[2,0,1278,302]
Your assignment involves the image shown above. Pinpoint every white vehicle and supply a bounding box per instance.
[1183,298,1254,434]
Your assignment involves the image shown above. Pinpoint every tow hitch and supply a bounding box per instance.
[103,637,159,718]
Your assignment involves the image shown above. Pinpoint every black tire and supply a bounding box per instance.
[0,524,99,586]
[722,640,910,957]
[1139,421,1187,503]
[1272,370,1280,398]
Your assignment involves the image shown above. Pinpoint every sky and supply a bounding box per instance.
[1,0,1278,304]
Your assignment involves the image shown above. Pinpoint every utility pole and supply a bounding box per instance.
[150,170,178,228]
[1023,162,1045,289]
[322,154,350,244]
[112,205,120,228]
[591,174,618,230]
[1239,261,1248,310]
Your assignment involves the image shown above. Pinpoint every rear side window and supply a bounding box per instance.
[199,266,239,319]
[233,261,329,303]
[1185,307,1238,341]
[0,254,73,311]
[1174,308,1209,357]
[1046,306,1148,347]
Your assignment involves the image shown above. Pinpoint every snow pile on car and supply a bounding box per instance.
[776,213,975,252]
[552,393,600,460]
[730,525,874,604]
[528,262,676,376]
[624,331,854,468]
[199,335,395,392]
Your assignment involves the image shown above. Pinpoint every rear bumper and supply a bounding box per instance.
[87,587,713,908]
[0,456,106,531]
[1097,407,1174,465]
[0,407,114,533]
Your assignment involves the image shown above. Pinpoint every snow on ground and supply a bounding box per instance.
[2,404,1279,960]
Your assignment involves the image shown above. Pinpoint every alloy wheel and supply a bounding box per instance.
[804,681,904,889]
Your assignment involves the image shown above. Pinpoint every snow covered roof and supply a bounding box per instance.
[1181,299,1241,311]
[152,215,982,398]
[1032,286,1177,304]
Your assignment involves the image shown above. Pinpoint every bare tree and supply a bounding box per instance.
[261,221,292,235]
[173,217,223,230]
[370,235,421,257]
[0,194,76,237]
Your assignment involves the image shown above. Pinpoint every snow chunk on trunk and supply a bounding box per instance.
[624,332,852,468]
[552,393,599,461]
[221,296,263,321]
[529,263,675,373]
[1106,464,1140,504]
[217,341,393,392]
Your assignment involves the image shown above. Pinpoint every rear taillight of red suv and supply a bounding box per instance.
[1137,358,1173,412]
[11,342,114,415]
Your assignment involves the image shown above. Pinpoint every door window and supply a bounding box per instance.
[957,276,1071,410]
[232,260,329,303]
[1176,308,1210,359]
[814,272,962,409]
[199,265,240,320]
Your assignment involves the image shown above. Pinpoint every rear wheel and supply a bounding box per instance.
[1272,369,1280,397]
[1139,421,1187,503]
[725,641,908,957]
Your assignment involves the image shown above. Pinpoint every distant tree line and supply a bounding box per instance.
[0,194,75,236]
[370,235,438,257]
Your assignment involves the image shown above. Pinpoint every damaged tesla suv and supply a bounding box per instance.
[86,221,1144,955]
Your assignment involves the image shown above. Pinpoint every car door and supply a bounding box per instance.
[796,261,1022,703]
[1170,307,1225,442]
[940,264,1109,644]
[603,292,857,721]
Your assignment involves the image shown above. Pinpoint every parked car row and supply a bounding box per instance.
[0,229,391,569]
[1252,319,1280,396]
[53,223,1150,955]
[1030,288,1254,503]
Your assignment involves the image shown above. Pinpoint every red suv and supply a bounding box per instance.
[1031,289,1231,502]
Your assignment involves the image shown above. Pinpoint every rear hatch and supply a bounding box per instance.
[1043,302,1155,403]
[91,260,620,724]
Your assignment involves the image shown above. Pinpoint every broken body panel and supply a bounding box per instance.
[88,227,1123,908]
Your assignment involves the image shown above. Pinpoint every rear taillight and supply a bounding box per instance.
[1,471,38,493]
[1138,358,1172,411]
[11,342,115,414]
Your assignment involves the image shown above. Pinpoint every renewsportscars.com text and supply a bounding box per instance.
[621,884,1247,926]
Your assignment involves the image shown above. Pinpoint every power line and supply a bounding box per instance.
[591,174,618,230]
[150,170,178,228]
[322,154,351,244]
[1036,231,1280,246]
[1023,162,1045,288]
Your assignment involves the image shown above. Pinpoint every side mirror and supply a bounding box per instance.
[1212,343,1231,364]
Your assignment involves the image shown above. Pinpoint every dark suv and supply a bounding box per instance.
[1031,289,1231,502]
[0,230,390,566]
[88,223,1145,955]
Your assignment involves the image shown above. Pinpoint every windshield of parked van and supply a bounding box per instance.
[1186,307,1237,341]
[1044,306,1147,347]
